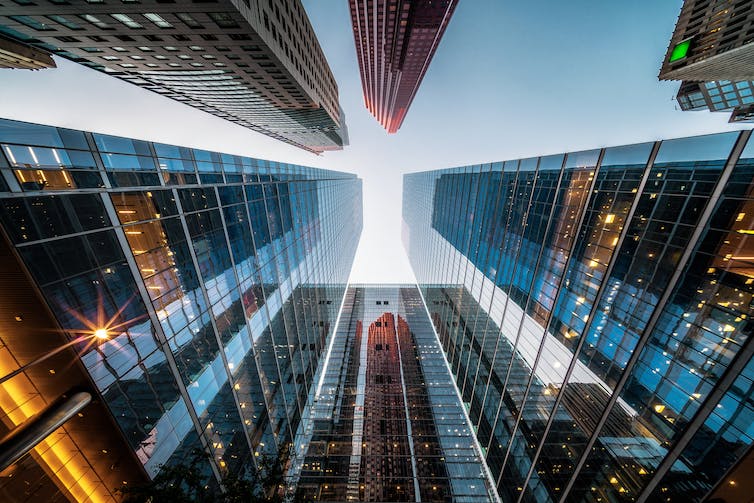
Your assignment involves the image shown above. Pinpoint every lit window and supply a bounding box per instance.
[144,13,173,29]
[80,14,111,29]
[110,14,143,29]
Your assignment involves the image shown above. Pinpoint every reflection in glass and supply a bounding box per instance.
[403,131,754,503]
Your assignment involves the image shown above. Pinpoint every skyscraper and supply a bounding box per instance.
[659,0,754,82]
[0,117,362,501]
[289,285,499,502]
[349,0,458,133]
[403,129,754,502]
[0,1,348,153]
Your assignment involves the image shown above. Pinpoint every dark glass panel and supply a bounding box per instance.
[0,193,109,243]
[162,172,198,185]
[107,171,161,187]
[178,187,218,212]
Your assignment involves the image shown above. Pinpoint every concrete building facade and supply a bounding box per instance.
[0,1,348,153]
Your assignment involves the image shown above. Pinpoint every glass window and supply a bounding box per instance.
[153,143,193,160]
[158,157,196,173]
[110,13,143,29]
[2,145,96,170]
[218,185,244,207]
[93,133,152,156]
[0,119,88,149]
[8,15,54,31]
[602,142,653,167]
[178,188,218,212]
[111,190,178,224]
[565,148,600,168]
[208,12,239,29]
[100,153,157,172]
[0,193,109,243]
[144,13,173,28]
[655,132,739,163]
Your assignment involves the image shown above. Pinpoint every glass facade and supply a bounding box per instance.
[676,80,754,123]
[0,118,362,485]
[289,285,498,502]
[403,129,754,502]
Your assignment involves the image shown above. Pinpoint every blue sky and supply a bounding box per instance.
[0,0,749,282]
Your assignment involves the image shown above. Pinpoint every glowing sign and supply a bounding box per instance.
[669,39,691,62]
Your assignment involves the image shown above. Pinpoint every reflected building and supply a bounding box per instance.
[403,129,754,502]
[348,0,458,133]
[0,1,348,153]
[289,285,498,502]
[0,117,361,502]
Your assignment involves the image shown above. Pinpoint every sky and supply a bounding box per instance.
[0,0,750,283]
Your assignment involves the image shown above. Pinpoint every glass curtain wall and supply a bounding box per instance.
[403,130,754,503]
[0,118,362,484]
[290,285,498,502]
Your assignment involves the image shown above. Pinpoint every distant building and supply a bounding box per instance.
[659,0,754,82]
[677,79,754,123]
[291,285,498,502]
[0,1,347,153]
[349,0,458,133]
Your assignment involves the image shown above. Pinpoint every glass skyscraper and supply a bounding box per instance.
[403,129,754,502]
[289,284,498,502]
[0,117,361,501]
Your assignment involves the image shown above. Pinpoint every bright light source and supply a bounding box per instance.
[94,328,109,340]
[669,39,691,62]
